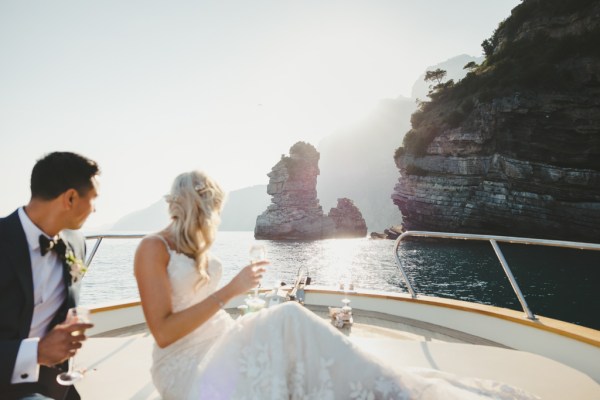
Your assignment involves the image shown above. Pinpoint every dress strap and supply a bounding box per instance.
[152,235,172,253]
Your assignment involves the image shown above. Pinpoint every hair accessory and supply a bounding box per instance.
[164,194,178,202]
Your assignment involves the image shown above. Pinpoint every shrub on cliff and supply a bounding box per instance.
[279,141,321,181]
[402,124,439,155]
[290,141,319,159]
[444,110,465,128]
[394,146,405,159]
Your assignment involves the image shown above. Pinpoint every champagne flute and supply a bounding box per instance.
[340,278,353,309]
[57,306,91,386]
[249,243,266,298]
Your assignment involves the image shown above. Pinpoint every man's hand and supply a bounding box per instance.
[37,322,94,366]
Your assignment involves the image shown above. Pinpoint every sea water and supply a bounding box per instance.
[80,231,600,329]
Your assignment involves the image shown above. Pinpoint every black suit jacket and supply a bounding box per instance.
[0,210,85,399]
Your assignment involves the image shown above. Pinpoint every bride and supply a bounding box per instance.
[134,170,538,400]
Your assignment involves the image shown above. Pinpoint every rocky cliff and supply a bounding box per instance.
[255,142,367,239]
[392,0,600,242]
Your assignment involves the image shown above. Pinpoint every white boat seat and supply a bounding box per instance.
[75,334,600,400]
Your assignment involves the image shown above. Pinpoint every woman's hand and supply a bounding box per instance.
[227,261,269,296]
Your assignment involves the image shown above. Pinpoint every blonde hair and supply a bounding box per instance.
[165,170,225,285]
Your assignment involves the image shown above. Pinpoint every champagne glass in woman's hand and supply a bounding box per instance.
[249,244,266,298]
[56,307,91,386]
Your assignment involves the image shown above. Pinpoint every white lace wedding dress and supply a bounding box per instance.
[150,244,538,400]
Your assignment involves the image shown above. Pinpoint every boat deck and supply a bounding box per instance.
[75,305,600,399]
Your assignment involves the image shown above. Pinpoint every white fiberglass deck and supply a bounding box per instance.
[74,306,600,400]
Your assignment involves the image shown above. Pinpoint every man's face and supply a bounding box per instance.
[68,176,99,229]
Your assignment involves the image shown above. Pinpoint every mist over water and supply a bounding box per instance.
[81,231,600,329]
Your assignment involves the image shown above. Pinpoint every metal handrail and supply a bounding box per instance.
[84,233,145,267]
[393,231,600,320]
[84,231,600,321]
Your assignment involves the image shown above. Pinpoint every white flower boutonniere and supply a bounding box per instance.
[65,250,87,283]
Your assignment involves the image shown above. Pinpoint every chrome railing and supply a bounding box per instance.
[393,231,600,320]
[84,233,145,267]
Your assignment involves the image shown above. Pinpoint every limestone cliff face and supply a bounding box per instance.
[392,0,600,242]
[255,142,367,239]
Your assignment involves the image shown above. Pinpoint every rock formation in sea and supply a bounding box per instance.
[392,0,600,242]
[255,142,367,240]
[327,198,368,238]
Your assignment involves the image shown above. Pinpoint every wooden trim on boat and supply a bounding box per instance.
[90,299,142,313]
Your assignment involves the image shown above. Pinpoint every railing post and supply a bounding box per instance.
[85,237,103,267]
[489,239,537,320]
[393,236,418,298]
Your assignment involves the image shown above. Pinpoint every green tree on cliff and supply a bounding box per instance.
[463,61,479,71]
[424,68,447,85]
[424,68,446,84]
[424,68,453,96]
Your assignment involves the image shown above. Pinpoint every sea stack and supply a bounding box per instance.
[328,198,368,238]
[255,142,367,240]
[255,142,334,239]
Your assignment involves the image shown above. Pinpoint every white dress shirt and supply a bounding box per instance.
[11,207,67,383]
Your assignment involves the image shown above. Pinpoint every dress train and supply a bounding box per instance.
[186,302,538,400]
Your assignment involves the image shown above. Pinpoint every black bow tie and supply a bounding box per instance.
[39,235,67,258]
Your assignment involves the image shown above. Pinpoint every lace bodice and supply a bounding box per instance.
[167,250,219,313]
[150,241,234,399]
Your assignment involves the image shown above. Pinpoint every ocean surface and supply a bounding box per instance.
[80,231,600,330]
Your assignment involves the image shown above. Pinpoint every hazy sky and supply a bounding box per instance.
[0,0,519,228]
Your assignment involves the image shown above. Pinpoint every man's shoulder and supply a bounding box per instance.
[0,209,19,220]
[0,209,20,233]
[0,211,23,258]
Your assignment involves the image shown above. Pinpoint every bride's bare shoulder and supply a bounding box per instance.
[142,233,171,248]
[135,234,171,263]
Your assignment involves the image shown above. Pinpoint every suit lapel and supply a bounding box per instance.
[61,241,77,308]
[49,238,80,328]
[3,211,35,336]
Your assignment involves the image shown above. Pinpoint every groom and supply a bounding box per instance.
[0,152,99,400]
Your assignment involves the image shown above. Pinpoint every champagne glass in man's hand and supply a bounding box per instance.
[56,307,92,386]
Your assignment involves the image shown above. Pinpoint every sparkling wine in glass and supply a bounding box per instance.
[249,243,266,298]
[56,306,91,386]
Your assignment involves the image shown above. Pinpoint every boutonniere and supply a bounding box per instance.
[65,249,87,283]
